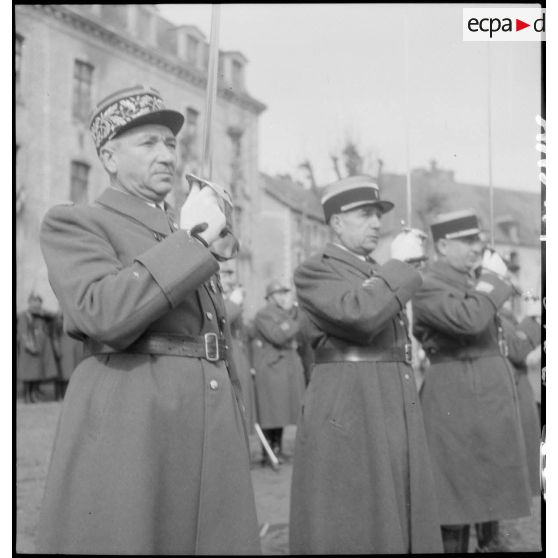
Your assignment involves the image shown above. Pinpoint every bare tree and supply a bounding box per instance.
[342,140,363,176]
[330,155,342,180]
[299,159,317,190]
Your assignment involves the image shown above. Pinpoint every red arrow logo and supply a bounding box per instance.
[516,19,530,31]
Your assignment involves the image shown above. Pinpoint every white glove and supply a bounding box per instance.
[180,183,226,245]
[481,249,507,277]
[229,286,244,306]
[390,229,427,262]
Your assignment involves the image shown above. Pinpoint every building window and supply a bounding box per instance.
[72,60,94,122]
[187,35,199,66]
[228,128,243,195]
[185,107,199,138]
[70,162,90,204]
[232,59,243,89]
[15,33,23,100]
[137,6,151,39]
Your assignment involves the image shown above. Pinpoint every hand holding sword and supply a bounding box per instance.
[390,221,428,267]
[180,180,226,245]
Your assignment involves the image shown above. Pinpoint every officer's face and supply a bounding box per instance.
[272,291,292,310]
[220,269,236,295]
[331,205,382,255]
[101,124,177,202]
[439,236,483,272]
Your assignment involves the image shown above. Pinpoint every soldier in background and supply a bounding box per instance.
[220,263,256,436]
[500,291,542,497]
[252,281,305,464]
[413,209,531,553]
[17,293,58,403]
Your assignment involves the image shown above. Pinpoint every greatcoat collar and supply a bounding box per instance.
[323,242,376,276]
[95,187,178,236]
[428,259,475,290]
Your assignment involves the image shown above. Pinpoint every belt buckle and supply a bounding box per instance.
[404,343,413,364]
[204,332,219,362]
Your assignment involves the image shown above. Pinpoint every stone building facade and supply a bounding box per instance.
[15,4,265,312]
[248,173,331,314]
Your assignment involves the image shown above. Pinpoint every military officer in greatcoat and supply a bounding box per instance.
[17,293,59,403]
[252,281,306,463]
[412,210,532,553]
[289,175,443,554]
[36,85,261,555]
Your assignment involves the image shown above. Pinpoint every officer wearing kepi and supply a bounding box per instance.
[412,209,531,553]
[36,85,260,555]
[289,175,442,554]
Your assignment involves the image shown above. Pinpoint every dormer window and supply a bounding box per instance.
[232,59,243,89]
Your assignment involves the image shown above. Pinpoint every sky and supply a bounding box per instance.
[158,3,542,192]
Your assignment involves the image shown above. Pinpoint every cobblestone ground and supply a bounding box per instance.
[16,400,542,554]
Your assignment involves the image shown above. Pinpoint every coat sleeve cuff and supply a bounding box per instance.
[473,273,513,309]
[135,230,219,308]
[517,316,541,347]
[375,259,423,307]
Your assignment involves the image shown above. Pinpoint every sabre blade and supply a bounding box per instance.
[201,5,221,181]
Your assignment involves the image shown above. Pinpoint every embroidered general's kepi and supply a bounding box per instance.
[321,175,394,223]
[89,85,184,151]
[265,280,290,299]
[430,209,481,242]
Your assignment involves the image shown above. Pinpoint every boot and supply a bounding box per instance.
[475,521,511,552]
[441,524,470,553]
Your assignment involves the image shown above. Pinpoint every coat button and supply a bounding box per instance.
[404,373,410,380]
[209,380,219,391]
[206,311,213,320]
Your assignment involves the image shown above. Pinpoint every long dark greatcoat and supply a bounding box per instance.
[252,302,305,429]
[501,309,541,495]
[290,243,443,554]
[53,314,85,381]
[17,311,58,382]
[225,298,256,434]
[413,260,531,525]
[36,188,261,555]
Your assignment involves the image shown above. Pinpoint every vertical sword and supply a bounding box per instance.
[186,4,235,244]
[201,4,221,181]
[487,41,495,247]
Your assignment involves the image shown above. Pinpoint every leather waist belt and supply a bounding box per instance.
[314,343,413,364]
[84,333,227,362]
[428,348,501,364]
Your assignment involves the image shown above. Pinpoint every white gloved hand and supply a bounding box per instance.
[390,228,427,262]
[481,249,508,277]
[180,183,226,245]
[229,286,244,306]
